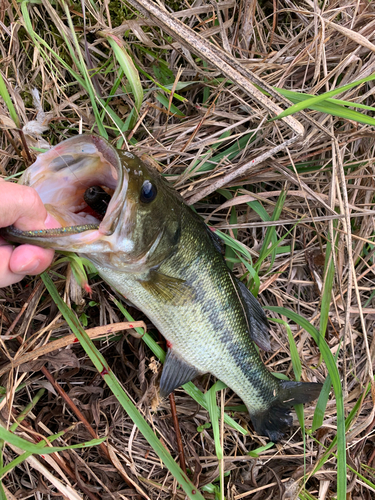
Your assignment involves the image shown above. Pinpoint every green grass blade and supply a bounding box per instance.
[312,344,340,432]
[192,133,256,173]
[21,2,87,93]
[247,442,274,457]
[0,431,67,479]
[308,384,372,492]
[0,72,20,128]
[266,306,346,500]
[22,2,132,142]
[312,375,333,432]
[56,252,97,289]
[62,2,107,137]
[276,87,375,112]
[116,300,166,360]
[216,76,375,125]
[22,1,108,138]
[0,483,5,500]
[155,92,185,117]
[0,424,104,455]
[294,403,305,439]
[273,72,375,121]
[11,389,45,431]
[275,87,375,126]
[212,228,260,294]
[310,224,338,430]
[346,463,375,492]
[266,317,306,432]
[0,389,46,489]
[135,64,188,102]
[271,318,302,381]
[0,440,46,479]
[320,224,338,339]
[253,191,286,273]
[238,254,260,296]
[41,273,206,499]
[214,229,253,262]
[205,384,223,459]
[247,199,272,222]
[106,36,144,113]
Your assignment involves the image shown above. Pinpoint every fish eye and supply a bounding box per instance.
[140,180,157,203]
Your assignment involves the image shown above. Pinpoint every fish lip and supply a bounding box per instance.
[89,135,127,238]
[98,163,126,237]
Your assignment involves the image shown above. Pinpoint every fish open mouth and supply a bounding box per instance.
[23,135,125,230]
[14,135,129,252]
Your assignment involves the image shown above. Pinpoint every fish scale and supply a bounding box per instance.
[2,134,322,442]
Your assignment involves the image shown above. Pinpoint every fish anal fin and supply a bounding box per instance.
[235,278,272,352]
[139,270,194,306]
[159,350,201,398]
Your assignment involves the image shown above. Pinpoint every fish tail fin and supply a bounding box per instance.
[250,380,322,442]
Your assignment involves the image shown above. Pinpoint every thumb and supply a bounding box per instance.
[0,182,59,231]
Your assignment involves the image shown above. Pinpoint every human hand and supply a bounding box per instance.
[0,181,60,287]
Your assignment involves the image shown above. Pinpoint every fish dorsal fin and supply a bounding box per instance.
[139,270,195,306]
[205,225,225,254]
[234,278,272,352]
[159,350,201,397]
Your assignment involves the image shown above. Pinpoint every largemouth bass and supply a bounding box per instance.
[3,135,322,441]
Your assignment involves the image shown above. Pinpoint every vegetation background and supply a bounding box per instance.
[1,0,375,499]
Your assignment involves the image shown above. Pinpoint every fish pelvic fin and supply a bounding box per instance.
[250,380,323,442]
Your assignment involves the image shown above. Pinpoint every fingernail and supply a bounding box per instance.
[45,213,60,229]
[16,259,41,274]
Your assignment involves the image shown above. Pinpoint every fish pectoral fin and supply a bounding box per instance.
[139,270,194,306]
[159,350,201,398]
[236,278,272,352]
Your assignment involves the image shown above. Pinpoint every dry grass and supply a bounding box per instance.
[1,0,375,498]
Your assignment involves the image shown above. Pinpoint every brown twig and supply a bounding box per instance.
[169,392,187,475]
[127,105,151,142]
[3,129,21,162]
[16,128,33,164]
[40,365,110,456]
[269,0,278,48]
